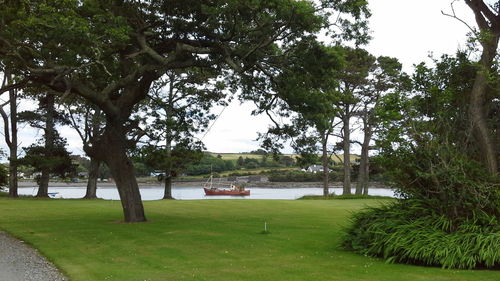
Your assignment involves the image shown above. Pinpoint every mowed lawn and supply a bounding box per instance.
[0,198,496,281]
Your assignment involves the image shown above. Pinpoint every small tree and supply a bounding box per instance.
[236,156,244,167]
[21,136,76,193]
[141,69,224,199]
[18,93,71,197]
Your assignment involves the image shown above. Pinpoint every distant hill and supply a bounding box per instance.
[209,152,359,164]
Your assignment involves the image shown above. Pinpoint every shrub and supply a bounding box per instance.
[342,199,500,269]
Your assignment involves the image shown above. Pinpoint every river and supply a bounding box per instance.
[16,185,396,200]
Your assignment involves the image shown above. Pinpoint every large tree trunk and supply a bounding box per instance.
[163,136,174,199]
[84,157,99,199]
[468,38,499,175]
[356,122,372,195]
[321,135,329,197]
[8,85,18,197]
[163,172,173,199]
[100,124,146,222]
[8,152,18,197]
[342,109,351,195]
[465,0,500,175]
[84,107,103,199]
[37,94,55,198]
[163,91,174,200]
[37,169,50,197]
[0,72,19,197]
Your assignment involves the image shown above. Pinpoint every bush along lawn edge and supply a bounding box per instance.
[341,199,500,269]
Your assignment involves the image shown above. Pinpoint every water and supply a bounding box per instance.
[17,185,395,200]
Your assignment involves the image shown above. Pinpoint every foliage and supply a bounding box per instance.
[256,39,344,156]
[185,153,236,175]
[380,139,499,221]
[235,156,281,169]
[346,52,500,269]
[249,149,268,155]
[278,155,296,167]
[351,156,388,182]
[20,137,76,179]
[135,142,204,177]
[342,200,500,269]
[140,70,225,166]
[0,164,8,186]
[267,170,342,182]
[376,53,499,222]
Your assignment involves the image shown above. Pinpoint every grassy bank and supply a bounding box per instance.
[298,194,394,200]
[0,198,496,281]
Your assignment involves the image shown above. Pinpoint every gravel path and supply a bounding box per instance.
[0,231,68,281]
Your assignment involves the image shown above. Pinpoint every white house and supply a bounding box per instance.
[305,165,328,173]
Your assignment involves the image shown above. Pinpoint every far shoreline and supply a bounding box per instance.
[16,180,390,189]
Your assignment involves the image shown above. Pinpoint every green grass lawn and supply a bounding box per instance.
[0,198,496,281]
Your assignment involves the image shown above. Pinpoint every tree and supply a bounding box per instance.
[443,0,499,174]
[21,135,76,193]
[354,56,407,195]
[279,155,295,167]
[258,39,344,197]
[376,51,498,218]
[19,93,72,197]
[236,156,244,167]
[464,0,499,175]
[184,153,235,175]
[66,101,105,199]
[343,51,499,270]
[334,47,375,195]
[141,69,224,199]
[0,68,22,197]
[250,149,268,155]
[0,0,369,222]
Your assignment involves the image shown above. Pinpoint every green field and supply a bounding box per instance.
[0,197,495,281]
[211,153,265,161]
[211,152,360,164]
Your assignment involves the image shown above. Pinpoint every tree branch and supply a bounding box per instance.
[0,105,11,147]
[441,1,479,37]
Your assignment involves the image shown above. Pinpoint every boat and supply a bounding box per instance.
[48,192,62,198]
[203,175,250,196]
[204,185,250,196]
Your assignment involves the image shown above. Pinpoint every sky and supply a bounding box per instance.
[200,0,476,153]
[2,0,479,157]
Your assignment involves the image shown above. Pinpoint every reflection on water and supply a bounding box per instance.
[17,185,395,200]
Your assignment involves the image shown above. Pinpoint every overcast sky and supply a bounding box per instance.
[200,0,476,153]
[3,0,478,157]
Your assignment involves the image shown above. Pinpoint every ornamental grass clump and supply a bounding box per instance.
[342,199,500,269]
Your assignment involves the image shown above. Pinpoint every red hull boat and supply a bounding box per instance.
[203,174,250,196]
[203,187,250,196]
